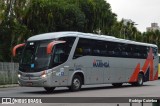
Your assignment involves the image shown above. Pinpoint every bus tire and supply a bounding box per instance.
[44,87,55,93]
[112,83,123,87]
[69,75,82,92]
[132,73,144,86]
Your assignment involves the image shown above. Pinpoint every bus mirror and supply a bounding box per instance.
[47,40,66,54]
[12,43,25,57]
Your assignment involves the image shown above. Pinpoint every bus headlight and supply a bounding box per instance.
[41,71,47,78]
[18,74,21,78]
[41,74,46,78]
[41,70,55,78]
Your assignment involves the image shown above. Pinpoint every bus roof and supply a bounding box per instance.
[28,31,157,47]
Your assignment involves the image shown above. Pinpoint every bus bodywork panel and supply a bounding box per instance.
[19,53,157,87]
[18,50,158,87]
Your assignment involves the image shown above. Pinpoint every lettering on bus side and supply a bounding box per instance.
[93,59,109,68]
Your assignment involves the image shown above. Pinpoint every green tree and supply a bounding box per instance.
[109,19,141,41]
[2,0,157,62]
[143,30,160,48]
[24,0,86,35]
[77,0,116,34]
[0,0,31,62]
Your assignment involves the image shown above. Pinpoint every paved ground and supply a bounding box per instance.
[0,80,160,106]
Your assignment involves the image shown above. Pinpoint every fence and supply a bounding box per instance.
[0,62,19,85]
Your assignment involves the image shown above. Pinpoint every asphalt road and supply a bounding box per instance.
[0,80,160,106]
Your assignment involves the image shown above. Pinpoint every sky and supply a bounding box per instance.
[106,0,160,32]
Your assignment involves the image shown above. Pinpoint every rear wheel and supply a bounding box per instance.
[44,87,55,93]
[131,73,144,86]
[69,75,82,92]
[112,83,123,87]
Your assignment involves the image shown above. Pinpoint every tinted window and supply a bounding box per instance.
[73,38,92,59]
[50,37,76,67]
[73,38,150,59]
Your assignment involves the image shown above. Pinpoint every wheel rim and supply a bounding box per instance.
[73,78,80,89]
[138,76,143,85]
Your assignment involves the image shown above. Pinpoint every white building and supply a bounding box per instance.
[146,23,160,32]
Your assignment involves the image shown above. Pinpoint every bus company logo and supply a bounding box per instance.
[93,59,109,68]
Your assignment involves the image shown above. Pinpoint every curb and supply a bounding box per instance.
[0,84,19,88]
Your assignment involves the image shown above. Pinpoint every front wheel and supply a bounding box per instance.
[69,75,82,92]
[44,87,55,93]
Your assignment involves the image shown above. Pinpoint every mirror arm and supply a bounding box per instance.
[12,43,25,57]
[47,42,56,54]
[47,41,66,54]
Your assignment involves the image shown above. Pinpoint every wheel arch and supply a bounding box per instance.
[69,71,85,85]
[139,70,145,80]
[139,71,144,76]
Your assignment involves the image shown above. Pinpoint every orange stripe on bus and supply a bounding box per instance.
[142,49,153,73]
[129,63,140,82]
[154,71,158,80]
[129,48,155,82]
[141,48,154,80]
[150,58,154,80]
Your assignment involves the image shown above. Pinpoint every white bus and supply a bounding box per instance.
[13,32,159,92]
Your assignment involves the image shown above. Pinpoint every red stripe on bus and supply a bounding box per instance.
[47,40,66,54]
[47,42,56,54]
[129,48,154,82]
[12,43,25,57]
[129,63,140,82]
[141,59,150,74]
[150,57,154,80]
[154,71,158,80]
[142,49,153,73]
[141,48,154,80]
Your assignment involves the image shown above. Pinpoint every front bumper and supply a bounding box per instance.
[18,77,51,87]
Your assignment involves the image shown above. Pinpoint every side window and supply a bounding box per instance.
[140,46,148,58]
[107,42,116,57]
[132,45,140,58]
[51,37,76,67]
[58,37,76,56]
[120,43,129,57]
[131,45,148,59]
[73,38,92,59]
[112,42,121,57]
[125,44,133,58]
[108,42,128,57]
[92,40,107,56]
[99,41,108,56]
[53,43,66,63]
[73,38,155,59]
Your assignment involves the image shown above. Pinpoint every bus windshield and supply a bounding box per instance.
[19,37,76,72]
[20,40,52,72]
